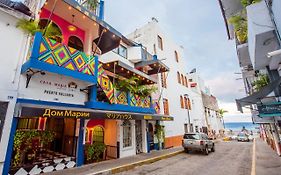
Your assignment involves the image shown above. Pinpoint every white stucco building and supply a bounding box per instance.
[127,19,220,147]
[0,7,31,173]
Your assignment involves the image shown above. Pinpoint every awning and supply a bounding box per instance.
[236,77,281,112]
[135,59,169,75]
[102,60,158,85]
[19,105,173,121]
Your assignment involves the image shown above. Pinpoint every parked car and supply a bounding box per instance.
[237,133,249,142]
[182,133,215,155]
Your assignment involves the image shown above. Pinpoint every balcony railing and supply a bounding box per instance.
[74,0,100,17]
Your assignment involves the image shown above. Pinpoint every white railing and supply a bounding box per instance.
[74,0,100,16]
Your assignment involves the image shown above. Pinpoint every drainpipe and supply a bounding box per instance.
[99,0,104,20]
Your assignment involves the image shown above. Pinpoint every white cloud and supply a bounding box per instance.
[206,72,245,102]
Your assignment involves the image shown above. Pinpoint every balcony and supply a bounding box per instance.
[21,32,159,113]
[73,0,101,17]
[236,42,252,68]
[247,0,279,70]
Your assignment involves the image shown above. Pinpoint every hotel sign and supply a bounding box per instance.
[20,107,174,121]
[257,102,281,117]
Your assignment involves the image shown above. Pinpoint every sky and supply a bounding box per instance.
[105,0,252,123]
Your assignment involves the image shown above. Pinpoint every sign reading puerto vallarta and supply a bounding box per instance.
[257,102,281,117]
[19,73,88,105]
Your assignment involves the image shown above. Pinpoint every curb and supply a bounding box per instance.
[88,150,184,175]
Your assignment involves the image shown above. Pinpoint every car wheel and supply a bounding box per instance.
[204,146,209,155]
[184,148,189,153]
[211,144,215,152]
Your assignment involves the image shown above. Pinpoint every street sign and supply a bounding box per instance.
[258,102,281,117]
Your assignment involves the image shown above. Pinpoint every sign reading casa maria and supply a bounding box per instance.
[18,73,88,105]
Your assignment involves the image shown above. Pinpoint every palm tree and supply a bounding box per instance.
[218,109,228,129]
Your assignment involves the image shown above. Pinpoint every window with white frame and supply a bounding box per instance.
[113,45,127,58]
[123,120,132,148]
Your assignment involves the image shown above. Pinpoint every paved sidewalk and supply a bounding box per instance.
[45,147,184,175]
[256,138,281,175]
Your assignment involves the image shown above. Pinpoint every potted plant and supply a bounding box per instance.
[85,142,106,163]
[229,13,247,44]
[252,73,269,92]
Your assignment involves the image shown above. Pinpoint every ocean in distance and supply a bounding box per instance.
[224,122,259,132]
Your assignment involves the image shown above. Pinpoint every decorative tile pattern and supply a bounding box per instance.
[10,157,76,175]
[116,90,128,105]
[38,37,95,76]
[152,100,160,114]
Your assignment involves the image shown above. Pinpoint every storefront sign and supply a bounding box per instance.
[19,73,88,105]
[252,111,274,123]
[20,107,174,121]
[257,102,281,117]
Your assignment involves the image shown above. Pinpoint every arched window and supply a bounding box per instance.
[68,36,84,51]
[180,95,184,108]
[181,74,184,86]
[187,98,191,110]
[185,77,188,87]
[184,96,188,109]
[177,72,181,84]
[38,19,62,43]
[175,51,179,62]
[92,126,104,143]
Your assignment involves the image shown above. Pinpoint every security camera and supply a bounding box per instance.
[267,49,281,58]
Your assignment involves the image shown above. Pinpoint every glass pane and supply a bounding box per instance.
[119,45,127,58]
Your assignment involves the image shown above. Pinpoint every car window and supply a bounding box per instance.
[183,134,200,140]
[201,134,208,140]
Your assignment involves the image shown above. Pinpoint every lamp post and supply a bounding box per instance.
[184,94,191,133]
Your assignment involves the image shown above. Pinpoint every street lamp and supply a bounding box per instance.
[184,94,191,133]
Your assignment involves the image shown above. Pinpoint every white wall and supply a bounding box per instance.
[272,0,281,43]
[0,9,30,173]
[128,21,206,137]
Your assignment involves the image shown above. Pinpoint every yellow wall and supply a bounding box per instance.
[104,120,117,146]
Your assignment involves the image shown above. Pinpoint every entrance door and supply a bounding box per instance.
[135,120,143,154]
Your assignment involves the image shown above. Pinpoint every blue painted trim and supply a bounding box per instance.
[21,59,96,83]
[85,101,156,114]
[89,85,97,102]
[127,92,131,106]
[77,118,85,166]
[99,0,105,20]
[2,117,19,175]
[94,56,99,84]
[17,98,87,109]
[30,32,42,60]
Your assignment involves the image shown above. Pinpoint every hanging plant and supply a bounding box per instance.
[240,0,262,7]
[252,73,269,92]
[16,19,62,40]
[86,0,99,11]
[12,130,55,167]
[229,13,248,44]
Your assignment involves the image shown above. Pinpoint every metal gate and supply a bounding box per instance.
[135,120,143,154]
